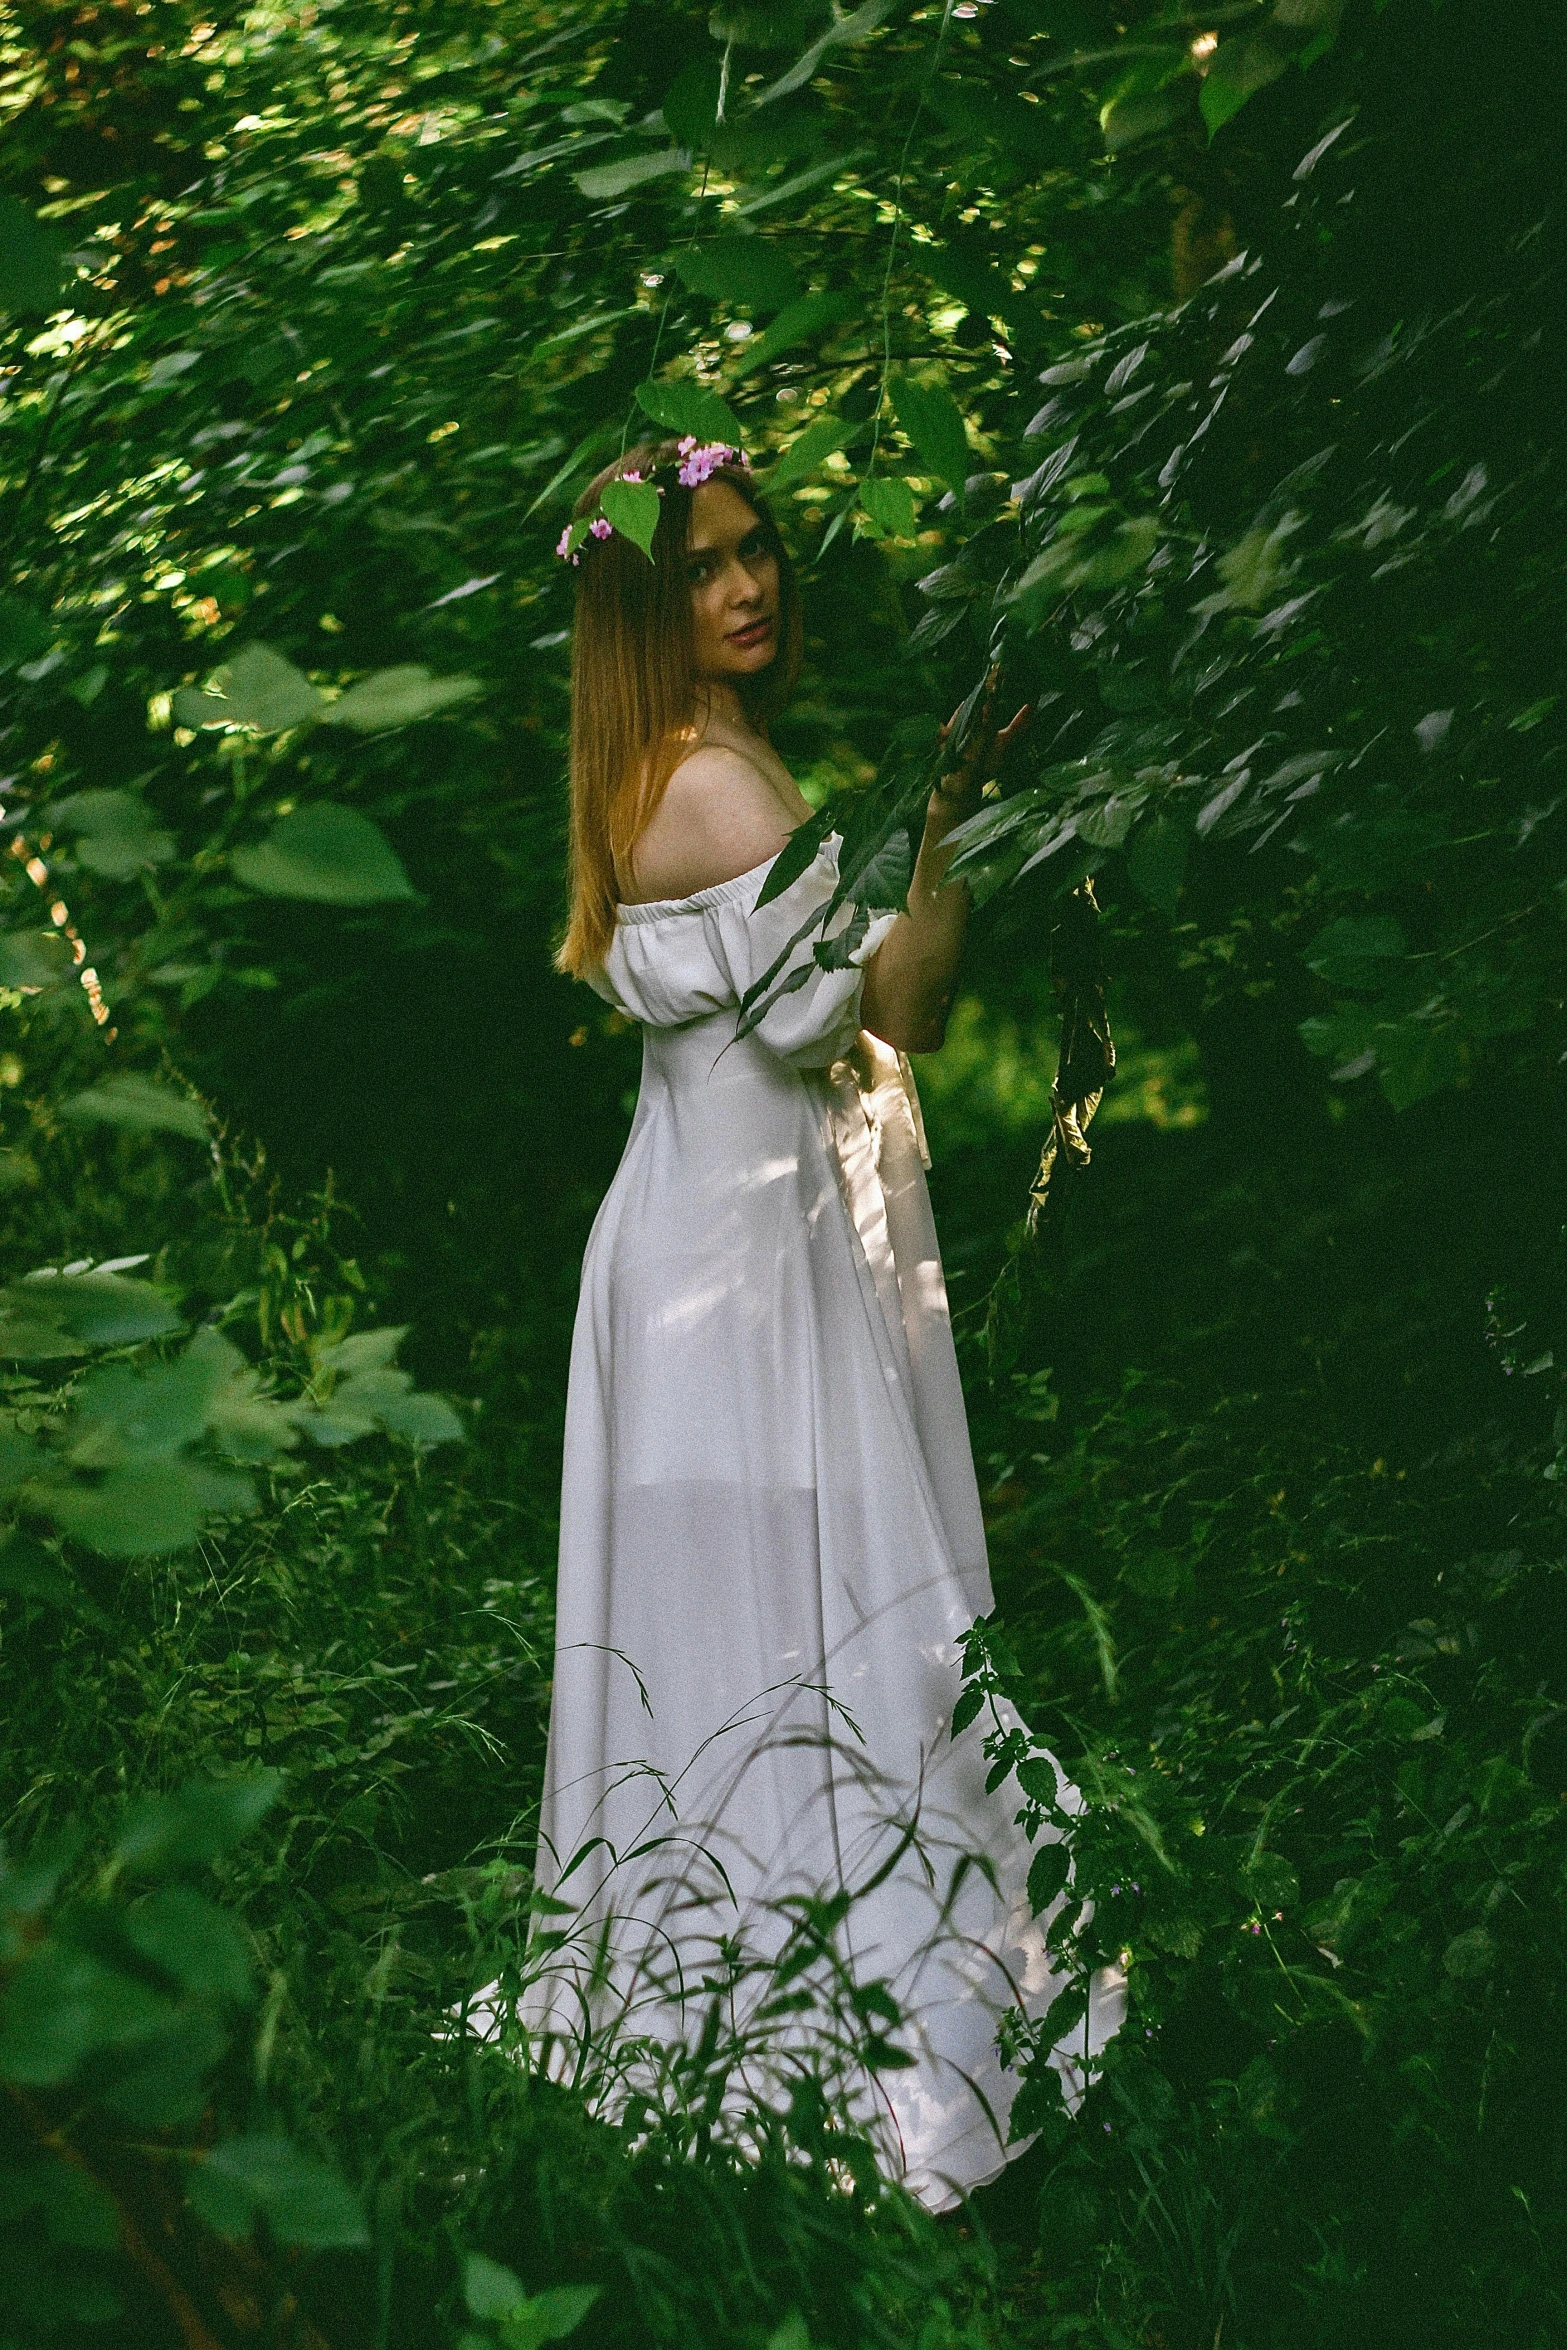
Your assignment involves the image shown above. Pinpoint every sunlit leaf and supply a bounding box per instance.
[171,643,322,734]
[599,477,662,559]
[464,2253,529,2320]
[47,794,175,883]
[730,290,853,378]
[889,373,971,496]
[574,149,691,201]
[857,476,919,540]
[635,377,745,447]
[0,1270,181,1354]
[764,413,864,492]
[322,665,482,733]
[751,0,899,106]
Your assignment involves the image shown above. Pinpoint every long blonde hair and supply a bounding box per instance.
[555,439,801,977]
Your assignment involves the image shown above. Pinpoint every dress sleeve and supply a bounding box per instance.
[705,843,899,1071]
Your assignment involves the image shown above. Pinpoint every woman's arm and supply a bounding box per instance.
[860,682,1029,1056]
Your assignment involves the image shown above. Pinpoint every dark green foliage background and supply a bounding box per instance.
[0,0,1563,2344]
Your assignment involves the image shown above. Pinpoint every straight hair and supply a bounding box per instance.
[555,439,801,977]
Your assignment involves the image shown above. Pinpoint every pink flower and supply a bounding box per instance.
[589,516,613,539]
[555,525,573,558]
[620,468,644,484]
[677,439,733,489]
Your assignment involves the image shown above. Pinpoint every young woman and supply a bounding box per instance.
[521,437,1122,2211]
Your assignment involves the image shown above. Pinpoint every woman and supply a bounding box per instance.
[521,436,1122,2210]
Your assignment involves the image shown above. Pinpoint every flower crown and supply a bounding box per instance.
[555,437,751,564]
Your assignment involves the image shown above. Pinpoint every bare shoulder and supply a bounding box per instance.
[623,743,795,904]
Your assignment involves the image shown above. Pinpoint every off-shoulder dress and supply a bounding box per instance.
[517,837,1123,2210]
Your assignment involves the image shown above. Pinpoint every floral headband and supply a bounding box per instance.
[555,437,751,565]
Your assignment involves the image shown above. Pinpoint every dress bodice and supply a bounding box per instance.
[589,838,898,1071]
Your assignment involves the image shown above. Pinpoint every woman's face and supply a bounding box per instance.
[686,479,780,685]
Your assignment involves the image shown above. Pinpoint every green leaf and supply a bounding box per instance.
[764,413,864,493]
[113,1771,284,1878]
[1303,916,1408,988]
[635,377,745,447]
[315,1326,406,1377]
[857,476,920,540]
[674,237,802,314]
[848,827,912,910]
[754,810,835,908]
[0,594,53,669]
[1101,81,1189,152]
[370,1387,464,1447]
[764,2315,813,2350]
[0,1532,70,1602]
[1442,1926,1496,1980]
[188,2134,369,2250]
[1243,1850,1300,1910]
[0,1944,168,2085]
[464,2252,529,2320]
[889,373,971,496]
[233,805,415,906]
[1200,3,1344,137]
[1126,814,1189,914]
[0,931,73,991]
[322,665,482,733]
[730,290,853,378]
[96,2007,228,2128]
[171,643,323,735]
[752,0,899,106]
[598,477,663,560]
[0,1270,181,1357]
[61,1074,208,1141]
[0,2155,119,2250]
[66,1352,227,1467]
[0,195,73,313]
[499,2286,602,2350]
[575,149,691,201]
[49,790,175,881]
[1026,1840,1072,1915]
[661,56,724,148]
[123,1887,257,2004]
[40,1459,256,1556]
[297,1361,461,1450]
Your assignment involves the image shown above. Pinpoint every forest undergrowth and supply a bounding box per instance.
[2,0,1564,2342]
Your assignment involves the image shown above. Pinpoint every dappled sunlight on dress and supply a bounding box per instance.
[512,838,1124,2211]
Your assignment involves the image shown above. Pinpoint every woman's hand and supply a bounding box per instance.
[932,665,1032,814]
[860,673,1031,1056]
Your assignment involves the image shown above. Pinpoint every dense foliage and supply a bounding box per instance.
[1,0,1562,2343]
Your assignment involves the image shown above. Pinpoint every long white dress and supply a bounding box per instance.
[519,837,1123,2210]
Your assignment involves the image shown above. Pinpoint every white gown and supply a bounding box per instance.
[518,838,1123,2210]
